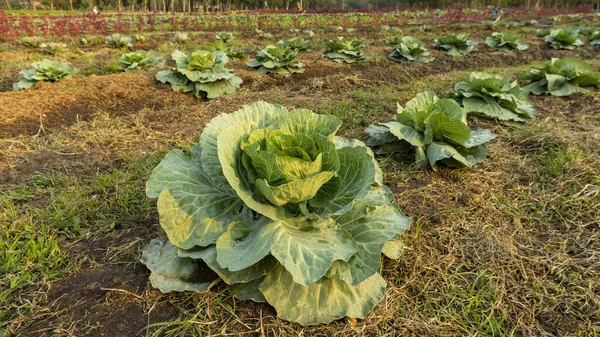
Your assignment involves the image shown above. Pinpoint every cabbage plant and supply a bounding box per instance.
[247,45,305,76]
[322,37,365,63]
[433,33,477,57]
[106,33,133,48]
[520,58,600,96]
[448,72,536,127]
[203,41,246,60]
[588,29,600,45]
[141,101,411,325]
[216,31,233,42]
[388,36,434,63]
[42,42,68,55]
[485,32,529,51]
[80,35,104,45]
[13,59,79,91]
[20,36,44,48]
[120,50,165,72]
[278,37,309,52]
[156,50,242,99]
[535,29,550,38]
[545,28,583,50]
[171,32,190,43]
[366,92,496,170]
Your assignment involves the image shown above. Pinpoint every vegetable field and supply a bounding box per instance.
[1,8,599,337]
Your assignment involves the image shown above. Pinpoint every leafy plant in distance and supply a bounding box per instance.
[215,31,233,42]
[20,36,44,48]
[42,42,68,55]
[520,58,600,96]
[433,33,478,57]
[588,29,600,45]
[388,36,434,63]
[385,36,404,47]
[156,50,242,99]
[322,37,365,63]
[278,37,310,52]
[141,101,411,325]
[106,33,133,49]
[80,35,104,45]
[366,92,496,170]
[420,24,433,32]
[120,50,165,72]
[246,45,305,76]
[203,41,245,60]
[13,59,79,91]
[544,28,583,50]
[485,32,529,51]
[447,72,536,127]
[535,29,550,37]
[171,32,190,43]
[135,34,147,42]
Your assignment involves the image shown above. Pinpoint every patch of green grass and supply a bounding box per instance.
[0,154,163,332]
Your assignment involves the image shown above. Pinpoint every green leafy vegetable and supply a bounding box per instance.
[433,33,478,57]
[141,101,411,325]
[544,28,583,50]
[322,37,365,63]
[156,50,242,99]
[588,29,600,45]
[278,37,310,52]
[485,32,529,51]
[388,36,435,63]
[535,29,550,37]
[42,42,68,55]
[366,92,496,170]
[247,45,305,76]
[171,32,190,43]
[120,50,165,72]
[20,36,44,48]
[80,35,104,45]
[203,40,246,60]
[447,72,536,127]
[216,31,233,42]
[520,58,600,96]
[106,33,133,49]
[13,59,79,91]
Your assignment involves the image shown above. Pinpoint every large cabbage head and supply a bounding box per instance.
[388,36,435,63]
[142,102,411,325]
[322,37,365,63]
[246,45,305,76]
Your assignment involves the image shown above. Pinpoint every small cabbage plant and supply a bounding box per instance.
[42,42,68,55]
[106,33,133,48]
[366,92,496,170]
[216,31,233,42]
[171,32,190,43]
[535,29,550,38]
[322,37,365,63]
[545,28,583,50]
[448,72,536,127]
[120,50,165,72]
[203,41,246,60]
[80,35,104,45]
[156,50,242,99]
[588,29,600,45]
[485,32,529,51]
[433,33,477,57]
[388,36,434,63]
[13,59,79,91]
[141,101,411,325]
[520,58,600,96]
[20,36,45,48]
[246,45,305,76]
[278,37,310,52]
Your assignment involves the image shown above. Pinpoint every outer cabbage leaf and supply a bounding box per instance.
[388,36,435,63]
[259,265,386,326]
[141,239,219,293]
